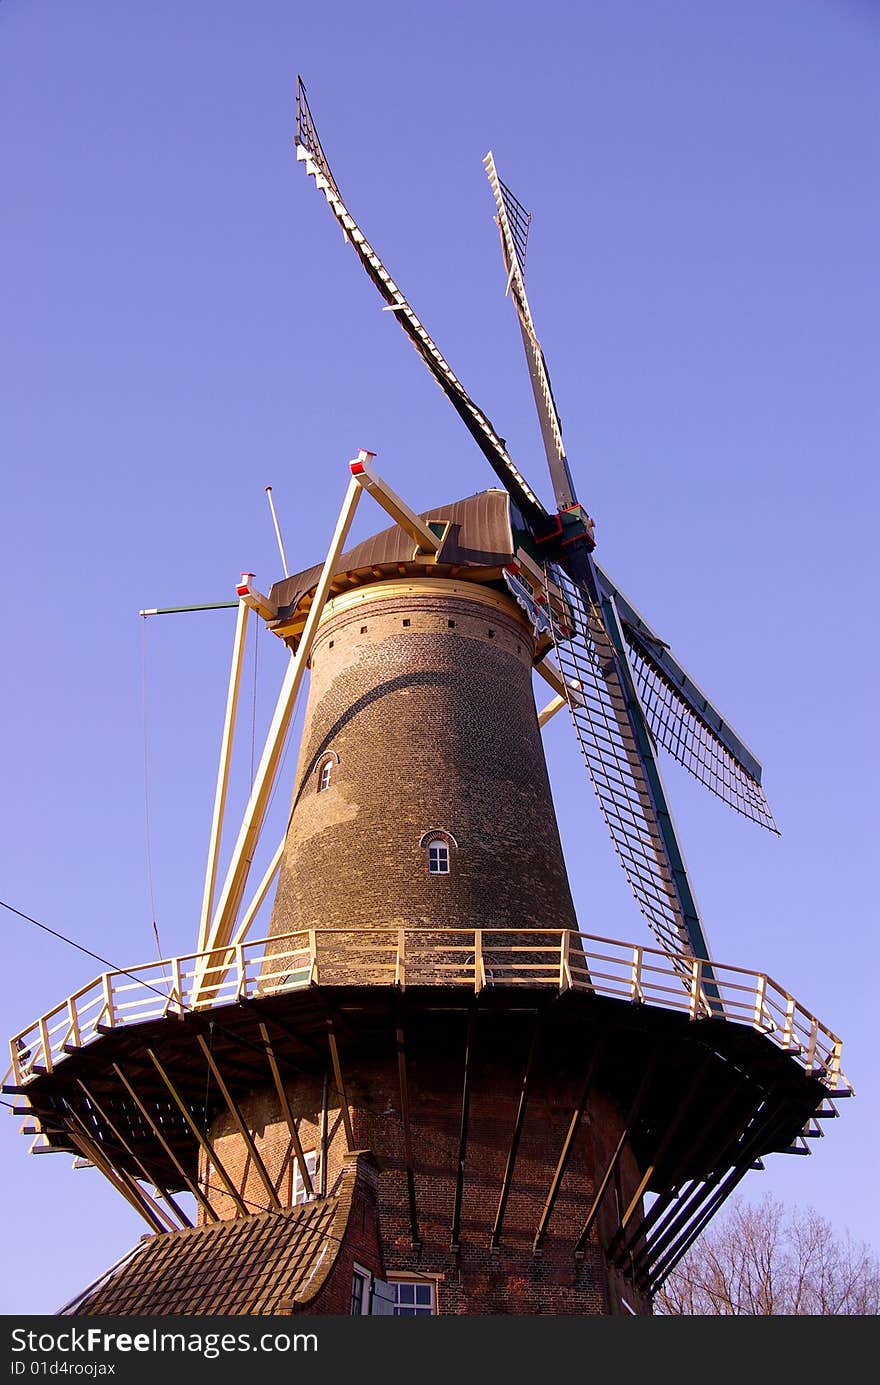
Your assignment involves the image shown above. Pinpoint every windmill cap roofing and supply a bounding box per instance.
[269,488,523,622]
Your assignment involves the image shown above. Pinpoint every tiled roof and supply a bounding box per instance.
[66,1197,347,1316]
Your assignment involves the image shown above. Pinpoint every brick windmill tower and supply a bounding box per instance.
[6,82,850,1317]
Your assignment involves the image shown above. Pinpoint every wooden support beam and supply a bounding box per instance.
[491,1019,542,1248]
[450,1008,476,1250]
[629,1090,772,1282]
[613,1075,751,1270]
[63,1102,167,1234]
[396,1014,420,1247]
[575,1056,656,1255]
[643,1098,790,1293]
[197,596,250,954]
[537,693,566,728]
[112,1062,218,1223]
[258,1022,313,1200]
[196,1035,281,1210]
[319,1069,329,1198]
[77,1079,193,1230]
[146,1047,250,1218]
[608,1050,712,1257]
[349,451,443,554]
[533,1034,605,1252]
[325,1021,355,1150]
[197,473,363,984]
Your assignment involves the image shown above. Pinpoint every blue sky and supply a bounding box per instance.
[1,1,877,1314]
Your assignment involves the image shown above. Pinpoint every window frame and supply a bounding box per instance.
[291,1149,319,1206]
[317,758,334,793]
[387,1277,437,1316]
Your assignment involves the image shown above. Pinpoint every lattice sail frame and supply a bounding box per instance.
[545,563,708,979]
[623,638,778,832]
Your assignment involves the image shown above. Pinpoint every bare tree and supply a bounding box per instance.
[654,1194,879,1315]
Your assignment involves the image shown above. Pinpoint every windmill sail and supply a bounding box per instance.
[547,560,720,998]
[484,153,577,509]
[294,79,548,534]
[594,565,778,833]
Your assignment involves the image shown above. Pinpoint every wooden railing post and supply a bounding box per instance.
[559,931,571,993]
[396,927,406,990]
[66,997,81,1050]
[235,943,247,1000]
[309,929,318,984]
[101,974,116,1029]
[781,995,797,1050]
[630,947,644,1003]
[688,959,703,1020]
[753,974,768,1030]
[474,930,484,994]
[38,1016,53,1073]
[172,956,184,1016]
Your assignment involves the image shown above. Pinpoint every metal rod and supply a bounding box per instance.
[196,1035,281,1209]
[146,1047,250,1218]
[139,603,238,616]
[265,486,290,578]
[258,1022,313,1199]
[198,597,251,954]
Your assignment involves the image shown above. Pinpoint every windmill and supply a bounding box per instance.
[4,80,849,1318]
[293,79,775,989]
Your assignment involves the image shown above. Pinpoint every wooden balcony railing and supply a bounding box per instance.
[8,927,849,1093]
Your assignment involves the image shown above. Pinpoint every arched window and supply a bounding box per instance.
[427,840,449,875]
[317,758,333,793]
[420,830,457,875]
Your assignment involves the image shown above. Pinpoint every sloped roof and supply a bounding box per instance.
[269,488,521,626]
[66,1194,347,1316]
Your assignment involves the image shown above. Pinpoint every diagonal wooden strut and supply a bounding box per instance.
[258,1022,314,1199]
[112,1062,218,1223]
[606,1049,712,1260]
[325,1021,355,1151]
[197,595,250,954]
[491,1017,542,1247]
[62,1100,167,1234]
[533,1032,605,1252]
[450,1008,476,1250]
[612,1075,750,1270]
[146,1047,249,1217]
[76,1078,193,1229]
[396,1012,420,1246]
[575,1055,656,1255]
[195,473,363,986]
[196,1034,281,1210]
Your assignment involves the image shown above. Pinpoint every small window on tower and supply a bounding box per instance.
[317,759,333,793]
[427,840,449,875]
